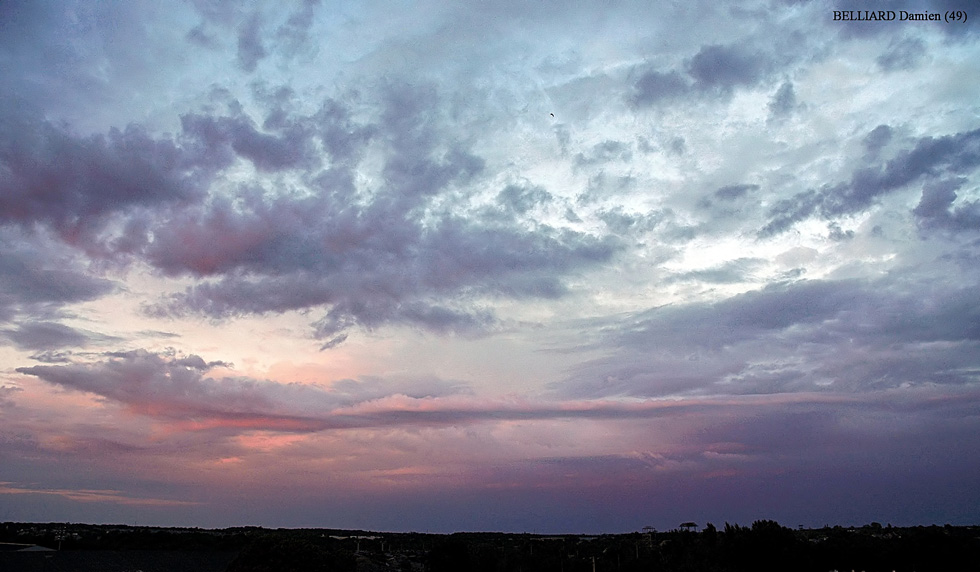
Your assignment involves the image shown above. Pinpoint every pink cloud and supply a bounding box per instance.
[17,348,886,439]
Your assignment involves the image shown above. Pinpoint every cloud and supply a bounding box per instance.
[561,277,980,399]
[186,23,218,48]
[0,105,209,244]
[0,385,20,409]
[1,64,621,346]
[179,110,316,172]
[665,258,763,285]
[877,36,926,71]
[574,140,633,167]
[597,207,666,236]
[863,124,893,156]
[913,177,980,233]
[237,13,267,72]
[620,279,869,350]
[0,482,199,507]
[14,348,478,431]
[12,347,882,435]
[714,183,759,201]
[760,127,980,236]
[146,209,614,341]
[632,40,777,109]
[767,81,799,120]
[0,231,116,322]
[135,87,617,344]
[495,184,554,216]
[631,70,690,106]
[275,0,321,55]
[16,349,327,428]
[1,321,106,351]
[687,44,769,94]
[1,0,979,532]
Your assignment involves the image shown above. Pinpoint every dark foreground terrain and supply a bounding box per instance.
[2,520,978,572]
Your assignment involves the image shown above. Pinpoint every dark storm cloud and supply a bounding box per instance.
[689,393,980,506]
[530,390,980,501]
[313,97,378,164]
[761,127,980,236]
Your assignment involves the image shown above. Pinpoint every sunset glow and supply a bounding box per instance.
[1,0,979,533]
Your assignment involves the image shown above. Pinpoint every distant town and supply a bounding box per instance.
[1,520,978,571]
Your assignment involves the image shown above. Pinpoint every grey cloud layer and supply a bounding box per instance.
[564,278,980,398]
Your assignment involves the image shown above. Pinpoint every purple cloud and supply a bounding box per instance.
[562,277,980,399]
[0,106,210,245]
[0,231,116,323]
[133,87,617,344]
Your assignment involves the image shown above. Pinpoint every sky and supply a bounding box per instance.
[1,0,979,534]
